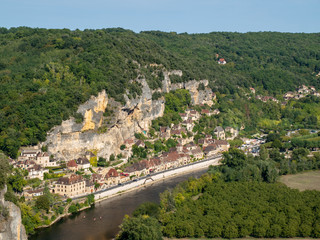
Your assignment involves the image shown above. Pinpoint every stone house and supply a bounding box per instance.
[179,113,188,121]
[213,109,220,115]
[225,127,238,140]
[35,152,50,167]
[23,188,44,199]
[20,149,41,159]
[159,127,171,139]
[214,139,230,152]
[26,165,49,180]
[201,109,212,116]
[182,119,194,132]
[203,144,219,157]
[191,147,204,159]
[134,140,145,148]
[189,110,200,121]
[105,168,120,186]
[76,157,91,171]
[218,58,227,64]
[54,174,86,197]
[67,160,78,172]
[214,126,225,140]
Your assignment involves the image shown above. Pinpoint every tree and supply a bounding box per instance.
[98,157,108,167]
[7,174,26,193]
[0,152,10,190]
[272,139,282,149]
[222,148,247,168]
[87,194,95,205]
[117,215,162,240]
[68,204,78,214]
[109,154,115,161]
[133,202,160,218]
[36,195,50,213]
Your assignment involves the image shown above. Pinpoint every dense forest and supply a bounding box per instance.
[1,27,320,158]
[118,146,320,239]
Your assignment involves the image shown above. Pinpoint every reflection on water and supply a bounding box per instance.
[31,169,207,240]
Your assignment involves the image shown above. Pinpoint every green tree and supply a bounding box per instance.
[0,152,10,189]
[36,195,50,213]
[7,174,26,193]
[222,148,247,168]
[117,215,162,240]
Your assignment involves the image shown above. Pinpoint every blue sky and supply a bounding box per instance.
[1,0,319,33]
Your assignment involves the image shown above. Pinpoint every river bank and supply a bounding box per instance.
[31,155,221,239]
[94,155,221,204]
[31,168,209,240]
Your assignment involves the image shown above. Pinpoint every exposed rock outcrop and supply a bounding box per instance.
[0,186,27,240]
[43,70,214,161]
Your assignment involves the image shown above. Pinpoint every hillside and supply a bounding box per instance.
[0,27,320,158]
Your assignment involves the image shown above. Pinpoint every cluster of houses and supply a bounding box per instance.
[12,149,58,180]
[250,85,320,104]
[13,104,242,199]
[283,85,320,100]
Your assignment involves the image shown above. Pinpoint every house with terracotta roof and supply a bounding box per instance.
[179,113,188,121]
[67,160,78,172]
[14,159,36,170]
[218,58,227,65]
[105,168,120,185]
[201,109,212,116]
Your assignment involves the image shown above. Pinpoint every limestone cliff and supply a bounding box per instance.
[43,70,214,161]
[0,186,27,240]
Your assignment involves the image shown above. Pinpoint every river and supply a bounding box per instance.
[31,168,207,240]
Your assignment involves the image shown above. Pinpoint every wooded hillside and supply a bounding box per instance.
[0,27,319,158]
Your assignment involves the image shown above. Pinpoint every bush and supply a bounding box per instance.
[68,204,78,214]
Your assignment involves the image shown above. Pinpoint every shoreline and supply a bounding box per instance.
[35,161,214,231]
[95,162,211,204]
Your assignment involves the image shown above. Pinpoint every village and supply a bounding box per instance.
[9,103,241,200]
[8,84,320,201]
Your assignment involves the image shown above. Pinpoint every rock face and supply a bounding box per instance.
[43,70,214,161]
[0,186,27,240]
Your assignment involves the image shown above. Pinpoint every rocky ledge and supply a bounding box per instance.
[43,69,214,161]
[0,186,27,240]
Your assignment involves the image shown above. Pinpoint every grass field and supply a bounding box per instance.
[278,170,320,191]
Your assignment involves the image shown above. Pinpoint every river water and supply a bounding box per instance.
[31,168,207,240]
